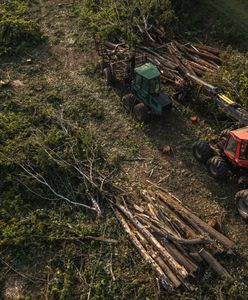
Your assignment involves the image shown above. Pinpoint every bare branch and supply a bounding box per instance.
[19,163,100,214]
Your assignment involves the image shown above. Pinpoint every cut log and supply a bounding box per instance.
[184,45,222,64]
[189,252,203,263]
[188,61,214,73]
[114,210,173,289]
[193,43,222,56]
[163,240,198,274]
[156,191,235,251]
[199,249,232,280]
[116,204,189,279]
[130,222,182,288]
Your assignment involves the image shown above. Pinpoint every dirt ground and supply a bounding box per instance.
[3,0,247,298]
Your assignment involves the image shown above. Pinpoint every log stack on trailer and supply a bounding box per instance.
[97,39,248,125]
[138,41,222,82]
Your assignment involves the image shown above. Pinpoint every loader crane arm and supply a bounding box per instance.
[185,73,248,126]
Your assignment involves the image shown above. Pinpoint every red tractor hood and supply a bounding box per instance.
[231,127,248,141]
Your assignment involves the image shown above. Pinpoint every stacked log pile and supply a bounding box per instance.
[96,39,222,83]
[138,41,222,83]
[114,187,235,290]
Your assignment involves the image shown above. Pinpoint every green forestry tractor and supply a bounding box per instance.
[121,63,172,122]
[96,41,172,122]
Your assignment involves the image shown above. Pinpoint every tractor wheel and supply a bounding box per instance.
[104,67,113,85]
[207,156,228,179]
[220,129,230,139]
[192,141,214,163]
[133,103,149,122]
[122,94,136,112]
[235,190,248,220]
[99,60,108,72]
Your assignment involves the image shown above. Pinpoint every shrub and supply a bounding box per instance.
[79,0,175,46]
[0,0,41,55]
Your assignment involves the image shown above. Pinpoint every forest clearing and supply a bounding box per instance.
[0,1,247,299]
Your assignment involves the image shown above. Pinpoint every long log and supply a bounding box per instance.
[139,214,211,246]
[182,52,217,70]
[161,75,177,84]
[199,249,232,280]
[188,61,214,73]
[141,192,179,233]
[146,193,199,238]
[154,196,200,239]
[116,204,189,278]
[145,189,206,238]
[139,46,178,68]
[114,210,173,289]
[184,45,222,64]
[131,222,194,290]
[191,66,205,77]
[156,191,235,251]
[129,222,182,288]
[193,43,222,56]
[163,240,198,274]
[189,252,203,263]
[167,44,190,75]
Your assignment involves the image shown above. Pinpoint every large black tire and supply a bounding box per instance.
[103,67,114,85]
[133,103,149,122]
[235,190,248,220]
[192,141,214,163]
[207,156,228,179]
[122,94,137,112]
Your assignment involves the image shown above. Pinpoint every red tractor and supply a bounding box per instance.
[192,127,248,220]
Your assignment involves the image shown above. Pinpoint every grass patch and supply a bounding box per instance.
[0,0,42,56]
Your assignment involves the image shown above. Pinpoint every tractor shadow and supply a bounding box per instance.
[142,106,247,227]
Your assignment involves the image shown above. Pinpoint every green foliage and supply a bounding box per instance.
[205,50,248,109]
[0,54,159,298]
[171,0,248,50]
[0,0,41,55]
[79,0,175,46]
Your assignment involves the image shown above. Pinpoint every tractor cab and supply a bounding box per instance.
[131,63,171,114]
[224,127,248,168]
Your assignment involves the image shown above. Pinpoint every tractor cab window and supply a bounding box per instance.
[240,142,248,160]
[225,135,238,156]
[135,74,142,88]
[141,77,149,92]
[149,78,160,94]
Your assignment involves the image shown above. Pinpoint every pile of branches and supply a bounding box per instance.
[139,40,222,83]
[114,187,235,290]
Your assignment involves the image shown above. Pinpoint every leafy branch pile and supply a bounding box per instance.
[0,0,41,55]
[0,67,137,298]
